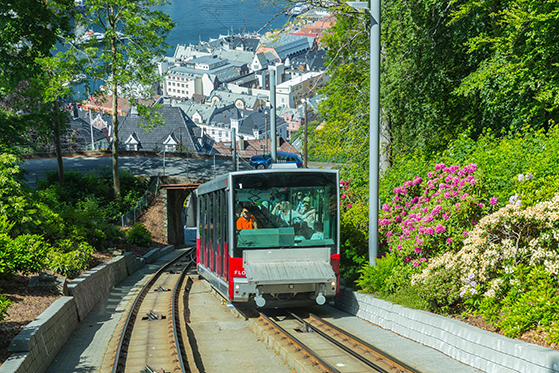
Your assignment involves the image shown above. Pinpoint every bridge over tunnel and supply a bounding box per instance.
[159,176,209,247]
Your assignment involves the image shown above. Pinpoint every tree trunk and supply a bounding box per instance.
[111,36,120,197]
[53,100,64,184]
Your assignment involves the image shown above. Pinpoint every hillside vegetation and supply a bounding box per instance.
[0,149,153,322]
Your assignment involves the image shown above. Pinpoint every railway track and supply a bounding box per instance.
[111,248,196,373]
[255,310,422,373]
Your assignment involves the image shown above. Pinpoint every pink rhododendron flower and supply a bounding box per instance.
[435,163,446,171]
[442,214,449,220]
[386,231,393,237]
[435,224,446,234]
[420,257,427,262]
[405,256,411,262]
[412,260,419,267]
[460,193,469,200]
[463,231,469,237]
[397,245,402,251]
[467,163,478,173]
[444,191,451,199]
[446,238,452,244]
[344,186,349,190]
[422,215,434,223]
[490,197,498,205]
[479,203,484,208]
[416,238,424,246]
[414,247,422,253]
[341,194,345,199]
[382,204,391,212]
[347,204,352,208]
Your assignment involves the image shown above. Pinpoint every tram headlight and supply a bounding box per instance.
[331,281,336,287]
[235,284,240,289]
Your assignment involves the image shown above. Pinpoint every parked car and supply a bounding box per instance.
[249,151,304,169]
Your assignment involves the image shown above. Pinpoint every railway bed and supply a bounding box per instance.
[249,309,421,373]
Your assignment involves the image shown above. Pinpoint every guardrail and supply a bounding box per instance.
[119,176,160,228]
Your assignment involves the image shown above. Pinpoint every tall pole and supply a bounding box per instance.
[232,128,237,171]
[270,69,277,163]
[264,110,268,154]
[348,0,380,265]
[303,99,308,168]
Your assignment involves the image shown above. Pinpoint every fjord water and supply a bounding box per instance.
[159,0,289,53]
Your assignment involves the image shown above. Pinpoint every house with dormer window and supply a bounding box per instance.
[118,104,213,153]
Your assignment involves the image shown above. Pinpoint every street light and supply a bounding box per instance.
[347,0,380,265]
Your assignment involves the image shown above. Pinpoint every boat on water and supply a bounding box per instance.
[75,30,125,45]
[288,3,311,16]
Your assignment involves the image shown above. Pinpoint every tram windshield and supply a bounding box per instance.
[233,171,338,256]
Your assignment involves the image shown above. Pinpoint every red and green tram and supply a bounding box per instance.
[195,168,340,308]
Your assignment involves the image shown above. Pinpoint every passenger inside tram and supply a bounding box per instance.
[236,205,257,230]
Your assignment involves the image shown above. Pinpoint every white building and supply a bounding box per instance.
[275,71,327,108]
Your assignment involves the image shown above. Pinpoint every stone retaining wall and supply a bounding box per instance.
[0,297,78,373]
[334,287,559,373]
[68,254,131,321]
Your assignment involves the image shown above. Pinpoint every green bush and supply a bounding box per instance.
[0,294,12,323]
[126,222,152,246]
[0,232,49,278]
[356,254,400,294]
[47,241,95,278]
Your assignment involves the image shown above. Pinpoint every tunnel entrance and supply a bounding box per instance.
[159,176,209,247]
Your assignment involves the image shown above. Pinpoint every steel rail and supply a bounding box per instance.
[112,248,194,373]
[258,312,341,373]
[172,250,196,373]
[306,313,422,373]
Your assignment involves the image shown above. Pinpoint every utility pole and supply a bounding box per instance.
[232,128,237,171]
[270,69,277,163]
[264,110,268,154]
[303,99,308,168]
[348,0,381,265]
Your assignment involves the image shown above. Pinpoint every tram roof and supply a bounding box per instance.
[197,168,338,195]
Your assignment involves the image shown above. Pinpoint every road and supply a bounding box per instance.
[22,155,252,186]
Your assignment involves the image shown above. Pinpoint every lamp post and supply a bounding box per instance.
[347,0,380,265]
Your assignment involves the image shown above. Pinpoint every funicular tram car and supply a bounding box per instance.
[195,168,340,308]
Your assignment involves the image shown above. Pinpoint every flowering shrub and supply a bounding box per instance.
[412,193,559,339]
[378,163,498,264]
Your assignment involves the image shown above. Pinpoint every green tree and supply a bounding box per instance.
[78,0,175,196]
[451,0,559,130]
[0,0,74,157]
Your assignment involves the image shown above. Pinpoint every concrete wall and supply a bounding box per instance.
[334,287,559,373]
[0,297,78,373]
[68,254,133,321]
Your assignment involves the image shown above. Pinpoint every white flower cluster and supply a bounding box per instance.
[412,193,559,297]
